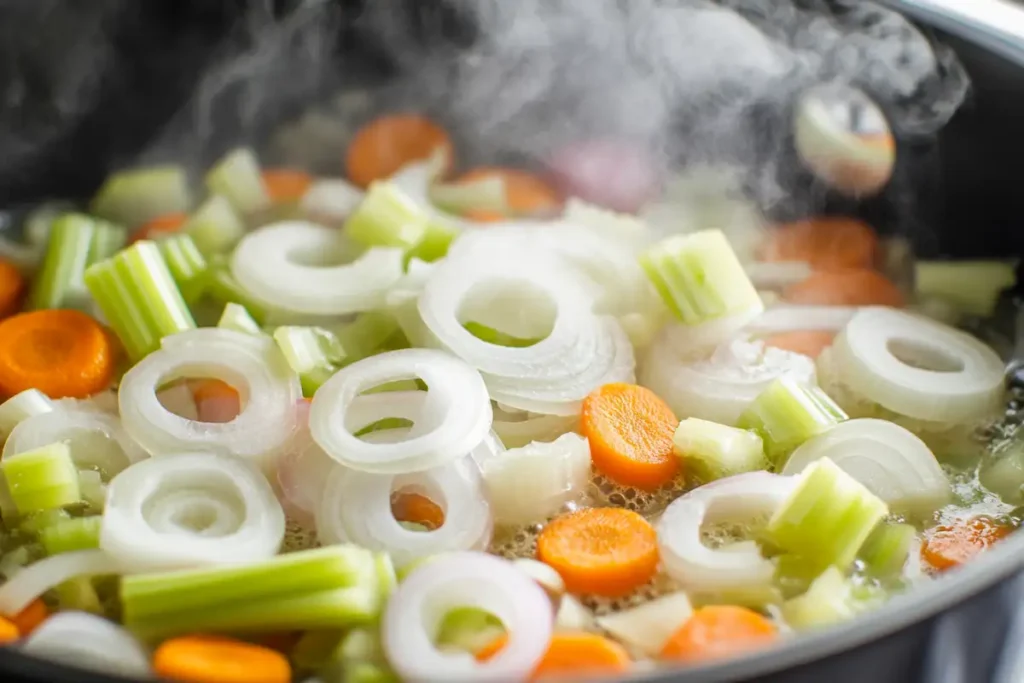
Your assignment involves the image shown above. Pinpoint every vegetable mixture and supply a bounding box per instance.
[0,111,1017,683]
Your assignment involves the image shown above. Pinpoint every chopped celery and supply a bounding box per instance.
[980,447,1024,505]
[1,442,81,515]
[0,390,54,442]
[84,240,196,361]
[78,470,106,511]
[781,567,859,630]
[406,219,459,263]
[204,148,270,214]
[737,378,846,465]
[56,576,104,614]
[639,229,763,324]
[202,255,271,325]
[324,628,398,683]
[915,260,1017,318]
[334,311,408,363]
[29,214,96,310]
[40,516,102,555]
[185,195,246,256]
[858,523,915,577]
[20,509,71,536]
[87,220,128,266]
[0,546,32,579]
[272,326,346,397]
[353,418,414,438]
[672,417,767,481]
[292,630,345,672]
[217,303,262,335]
[463,321,543,348]
[766,458,888,571]
[428,177,507,214]
[157,234,208,303]
[773,553,824,599]
[435,607,506,655]
[344,183,428,251]
[90,165,192,228]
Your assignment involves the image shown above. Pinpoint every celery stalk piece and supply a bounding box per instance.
[77,470,107,511]
[202,255,271,325]
[23,202,74,248]
[19,508,71,536]
[56,576,104,614]
[40,516,102,555]
[435,607,506,655]
[915,260,1017,318]
[773,553,825,599]
[156,234,208,303]
[204,148,270,214]
[0,442,81,515]
[639,229,763,324]
[766,458,888,571]
[217,302,262,335]
[428,177,508,214]
[273,326,346,397]
[406,219,459,263]
[0,390,54,442]
[185,195,246,256]
[87,220,128,266]
[737,378,847,465]
[463,321,543,348]
[858,523,915,577]
[334,311,408,363]
[292,630,345,672]
[672,417,768,482]
[84,240,196,361]
[781,567,859,630]
[344,182,428,250]
[29,214,96,310]
[323,627,399,683]
[0,546,32,579]
[90,165,192,228]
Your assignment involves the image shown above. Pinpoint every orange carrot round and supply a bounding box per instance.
[346,114,453,188]
[391,491,445,530]
[580,383,680,490]
[9,598,47,637]
[261,169,314,204]
[922,516,1012,572]
[0,310,115,399]
[762,330,837,359]
[0,616,18,644]
[761,217,878,270]
[783,269,905,308]
[476,632,630,680]
[0,260,25,319]
[188,379,242,424]
[457,167,562,218]
[130,213,188,244]
[660,606,778,664]
[153,635,292,683]
[536,507,659,597]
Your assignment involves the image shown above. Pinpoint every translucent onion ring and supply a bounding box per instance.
[21,612,152,678]
[118,328,301,472]
[0,550,121,615]
[491,403,577,450]
[383,552,553,682]
[310,349,493,474]
[230,221,404,316]
[275,400,338,528]
[657,472,797,594]
[100,452,285,571]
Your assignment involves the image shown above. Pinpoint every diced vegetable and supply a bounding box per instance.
[201,255,271,325]
[345,115,453,189]
[858,522,915,577]
[217,302,262,335]
[29,214,98,310]
[737,378,847,465]
[184,195,246,256]
[435,607,505,655]
[596,592,693,657]
[0,390,54,442]
[780,567,860,630]
[921,517,1012,572]
[55,576,103,613]
[40,516,103,555]
[915,260,1016,318]
[334,311,407,363]
[156,234,208,303]
[659,605,777,663]
[204,148,270,214]
[272,326,346,397]
[91,166,192,228]
[344,182,428,251]
[0,442,81,515]
[154,635,291,683]
[672,417,767,481]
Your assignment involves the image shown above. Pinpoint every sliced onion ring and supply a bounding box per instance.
[745,305,860,335]
[21,612,152,678]
[0,550,121,615]
[383,552,553,682]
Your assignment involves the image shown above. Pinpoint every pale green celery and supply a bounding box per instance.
[78,470,106,511]
[639,229,762,324]
[24,202,74,248]
[292,630,345,672]
[428,177,507,214]
[436,607,506,655]
[84,241,196,361]
[463,321,542,348]
[335,312,408,363]
[773,554,824,600]
[56,576,104,614]
[0,546,31,579]
[737,378,847,465]
[781,567,860,630]
[353,418,414,438]
[273,326,346,397]
[204,148,270,214]
[19,509,71,536]
[90,165,192,228]
[40,516,102,555]
[767,459,888,571]
[344,182,428,250]
[689,584,783,610]
[217,302,262,335]
[185,195,246,255]
[405,219,459,263]
[980,448,1024,505]
[29,214,96,310]
[858,523,915,577]
[202,255,270,325]
[0,389,54,442]
[1,442,81,515]
[86,220,127,266]
[157,234,208,303]
[915,260,1017,318]
[672,417,767,481]
[323,628,398,683]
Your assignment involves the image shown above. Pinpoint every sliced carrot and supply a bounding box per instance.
[0,310,114,399]
[130,212,188,244]
[536,507,659,597]
[391,491,445,530]
[659,606,778,664]
[457,167,562,218]
[345,114,453,188]
[476,632,630,680]
[188,379,242,424]
[154,635,291,683]
[921,516,1013,572]
[9,598,47,636]
[463,210,506,224]
[783,269,905,308]
[261,169,314,204]
[580,383,680,490]
[761,217,878,271]
[0,260,25,319]
[0,616,18,644]
[762,330,836,359]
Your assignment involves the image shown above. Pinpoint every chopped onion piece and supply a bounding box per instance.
[596,592,694,657]
[21,611,152,678]
[0,390,54,442]
[0,549,120,615]
[555,594,595,633]
[383,552,552,682]
[300,179,365,226]
[275,401,338,528]
[511,559,566,605]
[491,404,577,449]
[745,306,860,335]
[781,418,950,513]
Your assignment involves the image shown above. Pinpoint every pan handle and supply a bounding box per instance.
[884,0,1024,65]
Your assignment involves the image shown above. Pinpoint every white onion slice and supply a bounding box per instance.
[657,472,797,594]
[830,307,1005,422]
[118,328,302,471]
[310,350,493,474]
[481,433,591,526]
[21,612,152,678]
[231,221,403,316]
[3,400,146,478]
[0,550,120,615]
[101,452,285,571]
[383,552,553,682]
[781,418,951,512]
[275,401,339,527]
[745,305,860,335]
[491,404,577,450]
[300,178,364,226]
[596,592,694,657]
[640,334,816,425]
